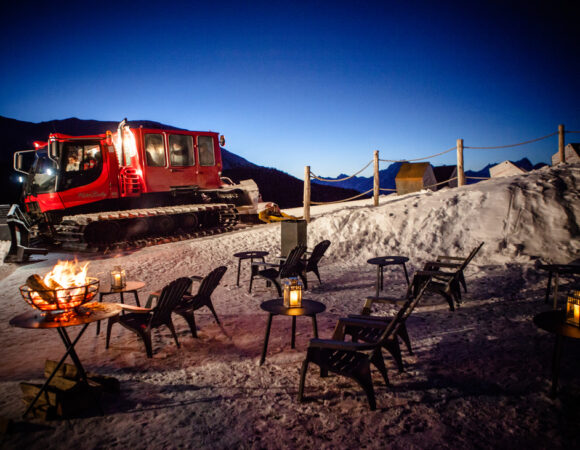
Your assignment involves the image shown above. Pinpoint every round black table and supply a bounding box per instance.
[537,263,580,309]
[233,251,269,286]
[10,302,122,417]
[367,256,410,296]
[97,280,145,334]
[259,298,326,365]
[99,280,145,306]
[533,310,580,397]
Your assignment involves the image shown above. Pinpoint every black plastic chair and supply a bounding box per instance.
[173,266,227,338]
[298,240,331,289]
[343,274,431,373]
[249,245,307,296]
[423,242,484,294]
[106,277,192,358]
[417,242,484,310]
[297,281,429,410]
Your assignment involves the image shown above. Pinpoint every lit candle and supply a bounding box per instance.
[113,273,122,287]
[574,304,580,323]
[290,290,300,307]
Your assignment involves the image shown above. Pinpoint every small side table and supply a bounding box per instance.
[259,298,326,365]
[10,302,122,418]
[538,263,580,309]
[533,310,580,397]
[367,256,410,296]
[233,251,269,286]
[97,281,145,334]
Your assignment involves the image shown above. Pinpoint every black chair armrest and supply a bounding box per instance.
[252,261,279,268]
[119,304,153,313]
[364,296,407,306]
[308,339,375,351]
[347,313,390,321]
[424,261,461,269]
[338,317,390,329]
[415,270,454,278]
[436,255,464,262]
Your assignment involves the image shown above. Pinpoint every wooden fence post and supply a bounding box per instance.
[373,150,379,206]
[303,166,311,223]
[457,138,465,186]
[558,124,565,163]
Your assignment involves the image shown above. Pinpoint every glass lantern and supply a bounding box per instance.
[110,266,126,289]
[283,277,303,308]
[565,291,580,327]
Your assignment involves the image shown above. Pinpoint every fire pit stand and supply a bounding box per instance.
[10,302,122,418]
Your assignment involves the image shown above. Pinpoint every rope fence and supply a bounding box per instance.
[310,188,373,205]
[379,146,456,162]
[310,160,372,182]
[464,131,557,150]
[302,123,574,222]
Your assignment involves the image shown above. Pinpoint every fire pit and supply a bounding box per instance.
[19,260,99,318]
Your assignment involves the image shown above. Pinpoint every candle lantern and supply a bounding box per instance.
[283,277,303,308]
[565,291,580,327]
[110,266,126,289]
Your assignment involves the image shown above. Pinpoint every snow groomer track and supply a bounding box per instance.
[54,203,247,253]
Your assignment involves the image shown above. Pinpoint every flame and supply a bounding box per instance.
[44,259,89,288]
[27,260,96,312]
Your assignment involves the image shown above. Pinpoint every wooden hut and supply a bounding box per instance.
[489,161,527,178]
[551,143,580,165]
[395,163,437,195]
[432,165,458,189]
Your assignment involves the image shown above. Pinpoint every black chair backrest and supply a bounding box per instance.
[306,240,331,271]
[372,276,431,357]
[280,245,307,279]
[197,266,227,298]
[460,242,484,271]
[151,277,193,326]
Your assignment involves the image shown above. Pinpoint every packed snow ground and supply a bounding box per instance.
[0,163,579,449]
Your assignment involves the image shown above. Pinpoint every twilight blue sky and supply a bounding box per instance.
[1,1,578,178]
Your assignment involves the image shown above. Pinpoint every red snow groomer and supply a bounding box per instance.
[5,119,259,261]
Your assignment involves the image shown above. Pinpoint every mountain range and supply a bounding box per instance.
[0,116,359,208]
[313,157,547,193]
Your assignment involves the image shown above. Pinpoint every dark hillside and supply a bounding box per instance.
[223,167,362,209]
[0,116,360,208]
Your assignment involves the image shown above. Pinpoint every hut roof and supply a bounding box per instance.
[396,162,431,180]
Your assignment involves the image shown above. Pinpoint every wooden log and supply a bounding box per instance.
[44,360,80,380]
[45,278,64,291]
[44,360,120,393]
[21,379,96,419]
[0,416,12,434]
[25,274,56,303]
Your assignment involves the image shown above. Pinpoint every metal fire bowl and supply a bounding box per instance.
[20,277,100,312]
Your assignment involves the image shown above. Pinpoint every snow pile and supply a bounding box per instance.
[0,163,579,448]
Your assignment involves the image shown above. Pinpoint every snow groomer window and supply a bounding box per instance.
[145,134,166,167]
[169,134,194,166]
[198,135,215,166]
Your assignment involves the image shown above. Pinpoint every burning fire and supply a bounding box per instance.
[21,259,98,312]
[44,259,90,288]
